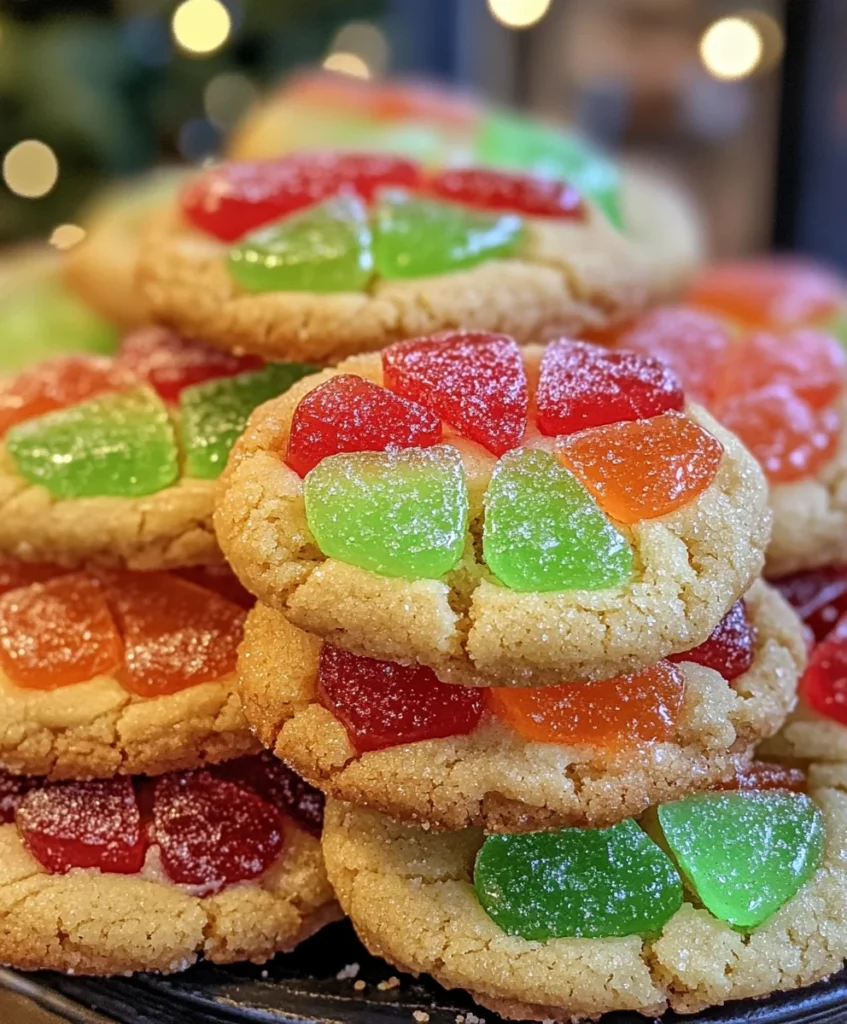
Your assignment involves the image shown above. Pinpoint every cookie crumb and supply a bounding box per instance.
[465,1014,485,1024]
[353,980,367,992]
[377,976,401,991]
[455,1016,465,1023]
[413,1012,430,1022]
[337,962,361,981]
[260,970,269,980]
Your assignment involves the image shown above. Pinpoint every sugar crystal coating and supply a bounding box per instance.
[722,761,807,794]
[212,753,324,836]
[774,566,847,641]
[801,616,847,726]
[669,601,754,682]
[428,167,584,219]
[474,820,682,941]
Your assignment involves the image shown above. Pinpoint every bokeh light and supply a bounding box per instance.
[329,21,389,77]
[487,0,552,30]
[322,52,371,79]
[177,117,221,161]
[50,224,86,251]
[204,72,258,129]
[3,140,59,199]
[171,0,232,57]
[743,10,785,72]
[699,16,763,81]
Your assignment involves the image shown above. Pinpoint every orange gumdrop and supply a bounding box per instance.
[720,759,807,793]
[0,563,67,596]
[488,662,685,749]
[556,411,724,524]
[0,575,123,690]
[102,573,246,697]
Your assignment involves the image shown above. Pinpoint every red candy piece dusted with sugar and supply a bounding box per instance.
[0,356,134,437]
[669,602,755,682]
[212,753,324,836]
[722,761,807,794]
[0,575,123,690]
[103,573,245,697]
[487,662,685,749]
[285,375,442,478]
[0,770,38,824]
[17,777,146,874]
[536,339,684,437]
[382,332,528,455]
[182,152,423,242]
[118,327,262,402]
[0,563,65,596]
[801,616,847,726]
[557,411,723,524]
[152,771,284,891]
[174,565,255,610]
[616,307,733,406]
[429,167,584,219]
[717,386,840,484]
[317,644,484,753]
[775,566,847,642]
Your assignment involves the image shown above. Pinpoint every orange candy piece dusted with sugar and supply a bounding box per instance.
[557,411,723,524]
[488,662,685,749]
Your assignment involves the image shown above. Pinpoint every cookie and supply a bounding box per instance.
[138,150,701,365]
[0,332,313,570]
[322,773,847,1021]
[216,338,770,687]
[0,758,339,974]
[0,564,258,779]
[238,581,803,831]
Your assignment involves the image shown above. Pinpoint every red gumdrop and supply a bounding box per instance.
[536,338,684,437]
[716,385,840,483]
[317,644,484,753]
[285,375,442,478]
[615,307,734,406]
[212,752,324,836]
[174,565,255,610]
[0,563,66,596]
[101,573,245,697]
[668,601,755,682]
[0,575,123,690]
[0,770,39,824]
[16,777,147,874]
[0,356,135,437]
[774,566,847,642]
[801,615,847,726]
[152,771,284,891]
[721,760,807,794]
[382,332,528,455]
[117,327,262,402]
[181,152,423,242]
[428,167,584,219]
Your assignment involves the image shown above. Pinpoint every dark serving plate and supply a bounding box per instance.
[2,920,847,1024]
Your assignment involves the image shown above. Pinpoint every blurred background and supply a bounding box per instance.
[0,0,844,263]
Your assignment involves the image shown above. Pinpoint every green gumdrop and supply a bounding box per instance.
[373,191,524,280]
[658,792,825,929]
[304,447,469,580]
[180,362,315,479]
[6,388,179,499]
[228,195,374,293]
[475,111,623,228]
[474,820,682,941]
[483,448,633,592]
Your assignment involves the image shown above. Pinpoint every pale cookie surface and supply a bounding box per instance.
[238,582,803,831]
[216,350,770,687]
[0,819,338,975]
[138,168,700,365]
[321,780,847,1023]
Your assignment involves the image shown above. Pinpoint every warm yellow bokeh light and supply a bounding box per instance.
[172,0,232,57]
[322,52,371,80]
[3,140,59,199]
[49,224,86,251]
[330,21,389,77]
[700,16,763,81]
[487,0,551,29]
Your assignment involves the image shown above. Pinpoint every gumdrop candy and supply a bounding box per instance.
[117,327,262,402]
[800,615,847,725]
[0,575,123,690]
[0,356,134,438]
[304,447,469,580]
[0,563,65,595]
[17,777,147,875]
[616,307,734,407]
[536,339,684,437]
[474,819,682,940]
[488,662,684,749]
[0,770,38,824]
[212,753,324,836]
[174,565,254,610]
[658,791,824,928]
[722,760,807,794]
[6,388,180,499]
[428,167,584,220]
[152,770,284,891]
[774,566,847,642]
[181,152,423,242]
[285,375,442,479]
[382,332,528,456]
[557,412,723,525]
[716,385,839,484]
[483,448,633,592]
[668,601,754,682]
[229,195,374,294]
[102,572,245,697]
[318,643,484,753]
[372,191,524,280]
[181,362,315,479]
